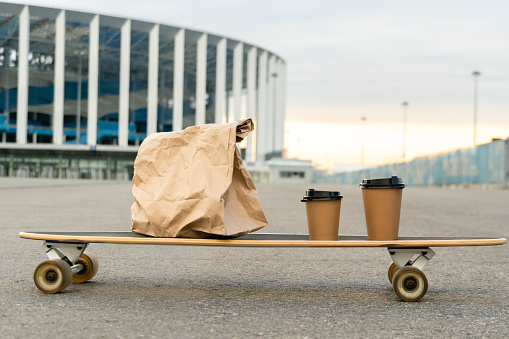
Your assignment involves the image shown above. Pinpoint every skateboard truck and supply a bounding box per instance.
[33,241,99,294]
[388,247,436,270]
[386,247,436,302]
[43,242,88,274]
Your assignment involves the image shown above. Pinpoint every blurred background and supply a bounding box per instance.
[1,0,508,187]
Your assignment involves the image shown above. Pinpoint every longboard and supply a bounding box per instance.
[19,231,507,247]
[19,231,506,302]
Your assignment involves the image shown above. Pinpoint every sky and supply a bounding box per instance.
[5,0,509,168]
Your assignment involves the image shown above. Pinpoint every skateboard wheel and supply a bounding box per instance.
[72,253,99,284]
[392,266,428,302]
[388,263,399,284]
[34,259,73,294]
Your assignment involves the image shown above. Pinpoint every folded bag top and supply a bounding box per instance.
[131,119,267,238]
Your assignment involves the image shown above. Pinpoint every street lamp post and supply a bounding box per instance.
[361,117,366,165]
[472,71,481,147]
[402,101,408,160]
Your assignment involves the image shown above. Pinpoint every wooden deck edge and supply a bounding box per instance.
[19,232,507,248]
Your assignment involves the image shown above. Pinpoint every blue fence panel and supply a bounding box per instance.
[329,138,508,186]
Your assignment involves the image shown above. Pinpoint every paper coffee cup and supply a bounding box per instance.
[301,189,343,240]
[360,176,405,240]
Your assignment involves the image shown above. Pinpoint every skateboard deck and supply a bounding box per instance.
[20,231,506,301]
[18,231,507,247]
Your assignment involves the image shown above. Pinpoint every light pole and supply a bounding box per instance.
[472,71,481,147]
[402,101,408,160]
[297,137,301,159]
[361,117,366,165]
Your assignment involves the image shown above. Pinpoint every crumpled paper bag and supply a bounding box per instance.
[131,118,268,238]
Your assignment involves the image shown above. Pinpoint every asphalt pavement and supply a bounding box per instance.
[1,178,508,338]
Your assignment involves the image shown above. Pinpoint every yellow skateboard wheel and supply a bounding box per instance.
[34,259,73,294]
[72,253,99,284]
[392,266,428,302]
[388,263,399,284]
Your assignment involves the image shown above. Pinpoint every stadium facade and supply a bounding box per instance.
[0,2,286,179]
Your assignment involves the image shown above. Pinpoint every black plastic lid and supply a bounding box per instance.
[301,189,343,202]
[360,176,405,189]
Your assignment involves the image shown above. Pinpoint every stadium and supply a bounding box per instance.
[0,2,287,179]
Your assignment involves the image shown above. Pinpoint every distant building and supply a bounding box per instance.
[0,2,286,179]
[248,158,314,184]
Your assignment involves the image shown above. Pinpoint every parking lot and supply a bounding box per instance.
[1,178,508,338]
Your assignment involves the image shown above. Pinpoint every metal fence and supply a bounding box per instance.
[327,138,509,187]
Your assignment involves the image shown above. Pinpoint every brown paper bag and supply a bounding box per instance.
[131,119,268,238]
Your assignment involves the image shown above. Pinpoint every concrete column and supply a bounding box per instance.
[118,19,131,146]
[276,60,287,153]
[232,42,243,122]
[2,47,10,116]
[267,55,277,154]
[1,47,10,144]
[215,38,226,124]
[146,24,159,136]
[173,29,185,131]
[256,51,268,162]
[195,33,207,125]
[87,15,99,146]
[53,9,65,145]
[16,5,29,145]
[246,46,257,163]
